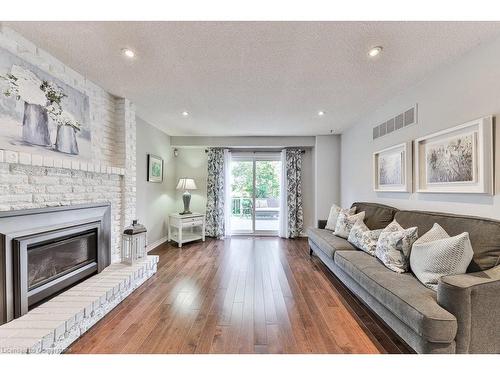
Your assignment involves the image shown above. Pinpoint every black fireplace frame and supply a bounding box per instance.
[0,203,111,324]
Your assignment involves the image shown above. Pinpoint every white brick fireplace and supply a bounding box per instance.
[0,25,137,263]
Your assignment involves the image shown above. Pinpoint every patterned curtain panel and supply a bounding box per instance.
[286,149,304,238]
[205,148,226,238]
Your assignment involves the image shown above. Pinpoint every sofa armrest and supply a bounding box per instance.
[318,220,327,229]
[437,264,500,353]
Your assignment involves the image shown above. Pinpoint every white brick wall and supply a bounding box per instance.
[115,98,137,229]
[0,26,136,262]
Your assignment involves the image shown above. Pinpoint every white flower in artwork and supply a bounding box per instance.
[56,109,81,130]
[10,65,46,106]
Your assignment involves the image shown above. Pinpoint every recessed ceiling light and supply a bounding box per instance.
[368,46,383,57]
[121,48,135,58]
[182,111,189,117]
[318,111,325,117]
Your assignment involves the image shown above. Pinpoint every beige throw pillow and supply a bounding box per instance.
[334,211,365,239]
[325,205,356,231]
[410,223,473,291]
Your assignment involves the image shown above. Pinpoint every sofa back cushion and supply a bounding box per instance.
[395,210,500,272]
[350,202,398,230]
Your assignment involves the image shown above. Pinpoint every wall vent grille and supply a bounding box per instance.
[372,104,418,140]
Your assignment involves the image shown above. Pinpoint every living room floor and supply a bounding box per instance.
[66,238,412,354]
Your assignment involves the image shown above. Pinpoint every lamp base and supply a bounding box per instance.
[179,191,192,215]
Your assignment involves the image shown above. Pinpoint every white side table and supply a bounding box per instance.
[168,213,206,248]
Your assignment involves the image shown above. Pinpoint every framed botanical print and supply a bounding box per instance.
[147,154,163,183]
[373,142,412,192]
[415,116,494,194]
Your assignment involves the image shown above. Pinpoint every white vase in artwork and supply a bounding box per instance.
[10,65,52,147]
[22,102,51,146]
[55,124,79,155]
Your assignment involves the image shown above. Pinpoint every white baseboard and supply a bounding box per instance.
[146,236,169,252]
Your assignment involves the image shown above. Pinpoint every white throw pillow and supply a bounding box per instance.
[347,220,383,256]
[325,205,356,231]
[334,211,365,239]
[375,220,418,273]
[410,223,473,291]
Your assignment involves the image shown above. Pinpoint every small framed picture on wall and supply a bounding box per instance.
[147,154,163,183]
[373,142,412,192]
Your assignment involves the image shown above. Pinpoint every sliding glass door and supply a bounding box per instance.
[229,153,281,235]
[230,158,254,233]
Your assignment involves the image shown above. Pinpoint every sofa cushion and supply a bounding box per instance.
[347,220,383,256]
[375,220,418,273]
[395,210,500,272]
[325,205,356,231]
[351,202,398,230]
[411,223,473,291]
[334,211,365,239]
[334,250,457,343]
[307,228,356,258]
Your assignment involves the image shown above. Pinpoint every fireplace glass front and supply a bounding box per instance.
[27,229,97,292]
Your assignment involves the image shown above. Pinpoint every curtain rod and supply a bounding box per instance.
[204,148,306,154]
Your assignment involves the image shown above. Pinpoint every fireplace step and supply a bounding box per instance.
[0,255,159,354]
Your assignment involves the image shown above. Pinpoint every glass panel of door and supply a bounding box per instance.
[230,154,281,235]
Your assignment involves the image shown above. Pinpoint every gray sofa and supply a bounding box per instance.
[307,202,500,354]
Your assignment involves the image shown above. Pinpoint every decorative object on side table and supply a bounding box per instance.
[121,220,147,264]
[373,142,412,192]
[176,177,197,214]
[168,213,205,248]
[415,116,494,194]
[147,154,163,182]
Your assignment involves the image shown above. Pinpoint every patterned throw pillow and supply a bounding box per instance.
[410,223,473,291]
[325,205,356,231]
[347,221,383,256]
[334,211,365,239]
[375,220,418,273]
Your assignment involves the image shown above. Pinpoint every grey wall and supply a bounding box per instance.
[314,135,341,223]
[341,35,500,220]
[136,117,177,245]
[301,148,315,232]
[174,148,208,215]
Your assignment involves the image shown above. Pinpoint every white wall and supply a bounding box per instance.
[136,117,177,245]
[341,35,500,220]
[314,135,341,224]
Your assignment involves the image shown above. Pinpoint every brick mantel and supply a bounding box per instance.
[0,150,126,175]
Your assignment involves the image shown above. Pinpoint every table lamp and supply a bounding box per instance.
[176,178,197,214]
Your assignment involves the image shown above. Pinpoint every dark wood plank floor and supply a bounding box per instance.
[66,237,412,354]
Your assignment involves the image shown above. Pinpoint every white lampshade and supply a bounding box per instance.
[176,178,197,190]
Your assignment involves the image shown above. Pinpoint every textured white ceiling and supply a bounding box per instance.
[5,21,500,136]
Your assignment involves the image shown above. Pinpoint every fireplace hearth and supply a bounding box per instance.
[0,203,111,324]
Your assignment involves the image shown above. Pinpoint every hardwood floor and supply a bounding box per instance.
[66,237,412,354]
